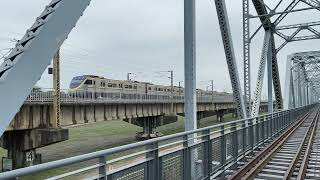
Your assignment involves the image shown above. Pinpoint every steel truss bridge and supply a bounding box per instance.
[285,51,320,109]
[0,0,320,179]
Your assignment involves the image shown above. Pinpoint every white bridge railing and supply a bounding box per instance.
[26,88,234,103]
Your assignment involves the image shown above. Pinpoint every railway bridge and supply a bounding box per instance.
[2,89,246,169]
[1,0,320,179]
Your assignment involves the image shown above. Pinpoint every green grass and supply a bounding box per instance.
[0,149,6,159]
[2,113,238,179]
[158,113,236,135]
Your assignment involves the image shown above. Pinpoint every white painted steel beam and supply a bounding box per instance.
[0,0,91,136]
[284,55,293,110]
[251,30,271,117]
[214,0,246,118]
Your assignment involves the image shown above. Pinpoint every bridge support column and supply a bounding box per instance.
[232,109,238,118]
[124,115,177,141]
[0,129,68,169]
[83,105,88,123]
[217,110,225,122]
[196,111,217,125]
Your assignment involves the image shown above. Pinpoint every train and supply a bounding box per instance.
[69,75,231,97]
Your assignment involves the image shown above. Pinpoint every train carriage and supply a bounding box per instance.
[68,75,233,100]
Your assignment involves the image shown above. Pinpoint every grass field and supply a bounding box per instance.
[2,113,237,179]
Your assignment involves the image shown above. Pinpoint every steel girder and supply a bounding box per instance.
[249,0,320,113]
[273,2,320,52]
[276,21,320,30]
[276,23,320,52]
[243,0,251,117]
[215,0,247,118]
[271,34,284,110]
[284,54,296,109]
[250,0,284,113]
[301,0,320,10]
[274,0,300,26]
[0,0,91,136]
[251,0,272,30]
[267,36,273,112]
[284,55,292,109]
[252,31,271,117]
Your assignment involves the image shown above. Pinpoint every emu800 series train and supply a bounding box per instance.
[69,75,230,96]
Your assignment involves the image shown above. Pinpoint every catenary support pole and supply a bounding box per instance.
[184,0,197,133]
[184,1,197,179]
[53,49,61,128]
[170,70,174,114]
[211,80,214,108]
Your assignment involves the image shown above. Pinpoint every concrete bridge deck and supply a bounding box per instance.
[9,90,236,131]
[1,89,269,169]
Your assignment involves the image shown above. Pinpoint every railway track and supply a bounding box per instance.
[303,116,320,180]
[228,107,320,180]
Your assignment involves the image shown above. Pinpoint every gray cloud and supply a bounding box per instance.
[0,0,319,97]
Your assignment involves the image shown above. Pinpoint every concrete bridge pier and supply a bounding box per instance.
[216,110,225,122]
[124,115,177,141]
[0,128,68,169]
[141,116,161,139]
[231,108,238,118]
[196,111,216,126]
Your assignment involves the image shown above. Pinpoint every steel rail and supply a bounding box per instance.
[296,109,319,179]
[228,108,314,179]
[283,108,319,179]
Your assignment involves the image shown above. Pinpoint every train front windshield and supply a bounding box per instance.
[69,76,87,89]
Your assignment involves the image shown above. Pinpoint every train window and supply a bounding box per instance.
[120,84,123,88]
[84,80,92,85]
[108,83,112,87]
[100,82,103,87]
[112,84,117,88]
[134,85,137,89]
[148,87,151,90]
[124,85,129,88]
[129,85,133,89]
[93,81,96,85]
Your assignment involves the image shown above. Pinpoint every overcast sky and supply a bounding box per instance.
[1,0,319,98]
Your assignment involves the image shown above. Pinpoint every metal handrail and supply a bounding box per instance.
[25,88,234,103]
[0,105,312,179]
